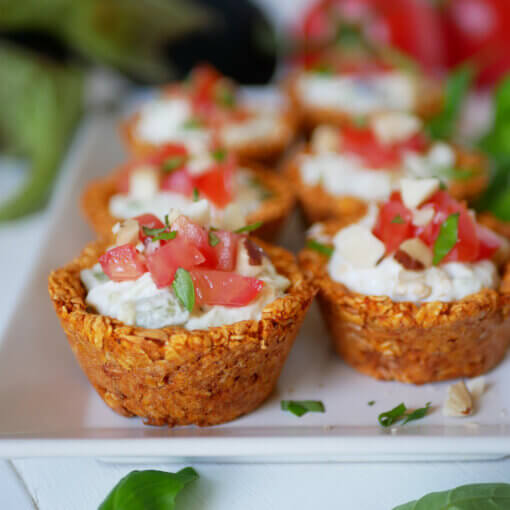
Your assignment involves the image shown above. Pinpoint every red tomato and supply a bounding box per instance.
[99,244,147,282]
[134,214,165,243]
[475,224,502,260]
[341,126,428,169]
[212,231,240,271]
[372,192,414,252]
[298,0,445,73]
[172,215,218,267]
[194,163,233,208]
[160,169,195,196]
[146,237,206,289]
[190,269,264,307]
[190,64,222,109]
[442,0,510,86]
[148,143,188,165]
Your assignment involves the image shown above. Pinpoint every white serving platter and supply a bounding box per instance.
[1,111,510,463]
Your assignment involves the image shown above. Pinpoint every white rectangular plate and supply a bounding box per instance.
[1,112,510,462]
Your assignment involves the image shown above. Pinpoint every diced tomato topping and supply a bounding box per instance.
[160,168,194,196]
[172,215,218,267]
[99,244,147,282]
[475,225,502,261]
[194,154,234,208]
[146,237,206,288]
[148,143,188,166]
[372,192,414,253]
[134,214,165,243]
[212,230,240,271]
[190,64,222,110]
[190,269,264,307]
[341,125,428,169]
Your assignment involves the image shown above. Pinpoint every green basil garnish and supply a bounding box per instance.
[281,400,325,417]
[98,467,198,510]
[432,213,459,265]
[211,148,227,162]
[208,231,220,247]
[182,118,202,130]
[402,402,431,425]
[162,156,186,173]
[215,84,236,108]
[393,483,510,510]
[142,225,177,242]
[234,221,263,234]
[153,231,177,241]
[192,187,200,201]
[311,64,333,76]
[306,239,334,257]
[172,268,195,312]
[378,403,407,427]
[391,214,405,224]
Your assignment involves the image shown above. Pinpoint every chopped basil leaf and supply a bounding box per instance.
[433,212,459,265]
[281,400,325,417]
[391,214,405,224]
[208,231,220,247]
[153,231,177,241]
[98,467,198,510]
[378,403,407,427]
[306,239,334,257]
[142,225,177,242]
[215,84,236,108]
[143,226,166,237]
[212,148,227,162]
[353,115,367,128]
[182,118,202,130]
[311,64,333,76]
[193,187,200,201]
[393,483,510,510]
[234,221,263,234]
[164,214,170,228]
[368,400,375,406]
[402,402,431,425]
[439,180,448,190]
[172,268,195,312]
[162,156,186,173]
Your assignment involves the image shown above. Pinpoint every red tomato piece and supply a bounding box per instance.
[190,269,264,307]
[172,215,218,267]
[194,163,233,208]
[190,64,222,110]
[475,224,501,261]
[212,230,240,271]
[147,237,206,289]
[160,169,195,196]
[99,244,147,282]
[148,143,188,166]
[372,192,415,253]
[134,214,165,243]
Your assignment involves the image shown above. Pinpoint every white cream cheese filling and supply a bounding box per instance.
[321,206,499,303]
[80,243,290,330]
[297,72,416,114]
[109,171,263,232]
[219,114,285,148]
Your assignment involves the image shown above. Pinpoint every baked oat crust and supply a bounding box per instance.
[478,212,510,241]
[284,146,489,226]
[299,220,510,384]
[48,239,316,426]
[81,162,295,242]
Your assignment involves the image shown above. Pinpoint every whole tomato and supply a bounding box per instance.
[298,0,446,73]
[442,0,510,86]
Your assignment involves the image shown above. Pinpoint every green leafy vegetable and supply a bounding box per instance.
[208,231,220,247]
[426,64,474,140]
[432,213,459,265]
[391,214,405,224]
[172,268,195,312]
[234,221,263,234]
[306,239,334,257]
[402,402,431,425]
[99,467,198,510]
[368,400,375,406]
[393,483,510,510]
[162,156,186,173]
[192,187,200,201]
[212,148,227,162]
[281,400,325,417]
[378,403,407,427]
[142,226,177,242]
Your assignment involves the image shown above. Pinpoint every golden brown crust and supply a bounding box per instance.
[285,72,444,132]
[48,239,316,426]
[284,146,489,226]
[120,110,297,165]
[81,162,295,242]
[478,212,510,241]
[299,220,510,384]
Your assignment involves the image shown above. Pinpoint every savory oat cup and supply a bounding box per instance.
[285,113,488,224]
[300,178,510,384]
[286,48,443,131]
[48,212,315,426]
[82,144,295,242]
[121,64,296,163]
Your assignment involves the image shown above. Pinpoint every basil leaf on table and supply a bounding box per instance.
[393,482,510,510]
[173,268,195,312]
[433,213,459,266]
[426,64,474,140]
[281,400,325,417]
[378,403,407,427]
[99,467,198,510]
[401,402,431,425]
